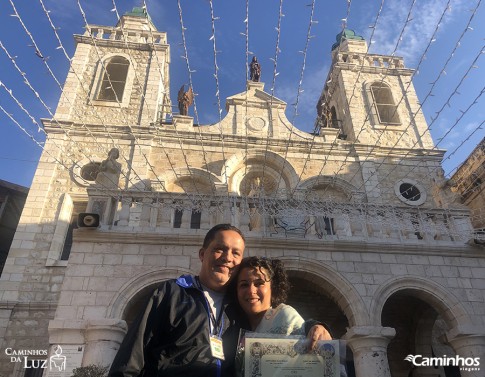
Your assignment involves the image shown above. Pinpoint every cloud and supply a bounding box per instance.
[464,121,479,132]
[367,0,467,65]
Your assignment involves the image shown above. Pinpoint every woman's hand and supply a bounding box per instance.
[307,324,332,350]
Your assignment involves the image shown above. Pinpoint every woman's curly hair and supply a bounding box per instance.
[236,256,290,307]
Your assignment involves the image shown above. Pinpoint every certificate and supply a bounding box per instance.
[244,334,340,377]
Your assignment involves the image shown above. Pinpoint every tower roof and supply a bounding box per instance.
[124,6,152,22]
[116,6,157,31]
[331,29,365,51]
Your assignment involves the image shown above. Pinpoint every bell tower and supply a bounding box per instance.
[53,7,171,127]
[316,29,434,150]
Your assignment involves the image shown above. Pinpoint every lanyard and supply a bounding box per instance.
[196,277,225,337]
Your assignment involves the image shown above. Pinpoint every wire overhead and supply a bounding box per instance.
[0,0,483,237]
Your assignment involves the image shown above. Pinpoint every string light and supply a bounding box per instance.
[292,0,356,194]
[173,0,221,209]
[76,0,205,206]
[207,0,232,211]
[347,0,447,191]
[36,0,162,195]
[258,0,285,204]
[272,0,317,194]
[1,0,483,237]
[345,0,482,194]
[373,41,485,192]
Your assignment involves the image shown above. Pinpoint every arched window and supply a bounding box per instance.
[97,56,130,102]
[370,82,400,125]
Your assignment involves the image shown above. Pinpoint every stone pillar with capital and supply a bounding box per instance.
[48,319,127,369]
[343,326,396,377]
[83,319,127,367]
[446,325,485,377]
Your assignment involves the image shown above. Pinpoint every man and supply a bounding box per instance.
[109,224,329,376]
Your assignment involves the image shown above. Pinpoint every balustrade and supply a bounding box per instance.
[85,191,473,244]
[83,26,166,44]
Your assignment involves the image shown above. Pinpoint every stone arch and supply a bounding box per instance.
[107,267,192,321]
[279,257,369,327]
[224,150,299,194]
[370,275,471,328]
[161,167,222,194]
[372,276,473,376]
[297,175,363,201]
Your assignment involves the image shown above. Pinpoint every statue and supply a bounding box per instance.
[177,85,194,116]
[95,148,122,189]
[248,177,263,231]
[323,107,332,128]
[432,168,464,208]
[249,56,261,82]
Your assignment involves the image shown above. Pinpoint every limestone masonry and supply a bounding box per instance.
[0,8,484,377]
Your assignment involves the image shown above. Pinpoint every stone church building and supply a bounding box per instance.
[1,8,484,377]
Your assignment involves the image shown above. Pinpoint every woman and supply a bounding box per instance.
[233,257,345,377]
[235,256,306,335]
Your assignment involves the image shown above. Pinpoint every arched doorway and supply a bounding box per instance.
[121,283,159,328]
[287,275,349,337]
[382,291,462,377]
[287,271,355,377]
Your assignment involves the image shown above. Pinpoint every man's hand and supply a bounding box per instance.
[307,324,332,351]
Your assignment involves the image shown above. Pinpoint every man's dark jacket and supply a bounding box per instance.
[108,275,242,377]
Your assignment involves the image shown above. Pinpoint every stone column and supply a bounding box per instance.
[83,319,127,368]
[446,325,485,377]
[159,200,172,228]
[139,197,152,228]
[117,197,131,226]
[343,326,395,377]
[49,319,127,368]
[199,207,210,230]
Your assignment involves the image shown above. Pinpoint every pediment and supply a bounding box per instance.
[181,81,315,141]
[225,81,286,111]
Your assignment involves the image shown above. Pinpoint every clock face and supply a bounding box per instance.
[246,116,267,132]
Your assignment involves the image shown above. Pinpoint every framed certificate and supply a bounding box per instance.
[243,334,340,377]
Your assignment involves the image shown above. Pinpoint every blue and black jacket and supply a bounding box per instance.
[108,275,242,377]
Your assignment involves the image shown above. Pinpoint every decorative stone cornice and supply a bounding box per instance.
[0,301,58,311]
[73,227,480,256]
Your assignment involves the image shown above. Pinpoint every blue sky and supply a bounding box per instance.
[0,0,483,188]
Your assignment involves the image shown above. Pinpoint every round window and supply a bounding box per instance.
[394,179,426,206]
[80,162,101,181]
[399,183,421,201]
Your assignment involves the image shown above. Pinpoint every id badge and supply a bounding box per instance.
[209,335,225,360]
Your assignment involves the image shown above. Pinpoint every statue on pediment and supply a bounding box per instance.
[177,85,194,116]
[249,56,261,82]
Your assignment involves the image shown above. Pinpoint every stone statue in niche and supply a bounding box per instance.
[432,168,464,208]
[95,148,121,189]
[249,56,261,82]
[248,176,263,231]
[177,85,194,116]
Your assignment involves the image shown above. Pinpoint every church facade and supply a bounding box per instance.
[0,9,484,377]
